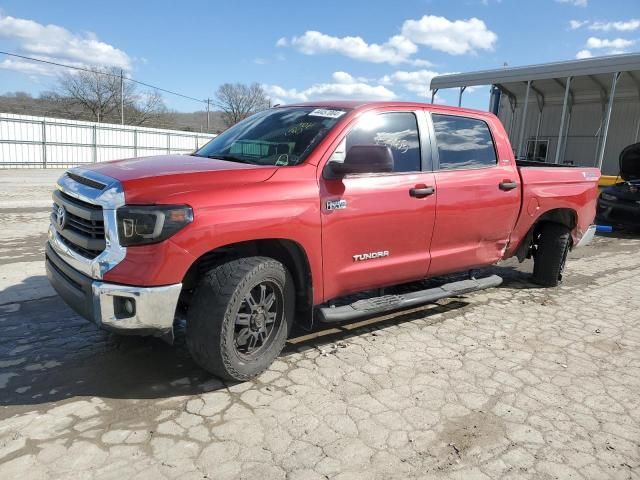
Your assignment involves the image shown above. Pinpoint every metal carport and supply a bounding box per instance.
[430,53,640,176]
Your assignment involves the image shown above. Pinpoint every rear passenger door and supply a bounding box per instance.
[427,112,521,276]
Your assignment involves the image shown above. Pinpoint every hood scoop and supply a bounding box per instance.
[619,142,640,182]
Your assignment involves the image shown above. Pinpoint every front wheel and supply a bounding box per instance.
[186,257,294,381]
[532,223,572,287]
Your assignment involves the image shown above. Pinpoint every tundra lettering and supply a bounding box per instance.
[353,251,390,262]
[45,101,600,381]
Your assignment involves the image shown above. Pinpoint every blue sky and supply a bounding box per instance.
[0,0,638,111]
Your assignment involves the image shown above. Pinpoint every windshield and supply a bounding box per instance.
[194,107,349,166]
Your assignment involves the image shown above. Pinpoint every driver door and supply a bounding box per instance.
[319,109,437,301]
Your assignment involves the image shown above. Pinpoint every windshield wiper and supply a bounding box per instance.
[200,154,257,165]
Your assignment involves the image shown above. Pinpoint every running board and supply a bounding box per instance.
[316,275,503,323]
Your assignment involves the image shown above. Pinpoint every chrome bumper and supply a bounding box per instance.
[575,224,596,248]
[92,282,182,333]
[46,244,181,337]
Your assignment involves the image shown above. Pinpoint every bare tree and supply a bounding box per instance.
[124,89,167,126]
[54,66,166,125]
[215,82,270,128]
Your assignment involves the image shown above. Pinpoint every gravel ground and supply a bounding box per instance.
[0,169,639,480]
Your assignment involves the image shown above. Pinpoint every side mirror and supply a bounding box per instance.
[326,145,394,178]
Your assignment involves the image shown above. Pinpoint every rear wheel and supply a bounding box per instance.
[532,223,572,287]
[186,256,294,381]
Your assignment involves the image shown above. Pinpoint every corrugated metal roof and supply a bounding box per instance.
[431,53,640,89]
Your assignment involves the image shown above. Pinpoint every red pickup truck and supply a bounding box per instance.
[46,101,600,380]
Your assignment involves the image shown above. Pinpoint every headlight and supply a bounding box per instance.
[600,193,617,202]
[117,205,193,246]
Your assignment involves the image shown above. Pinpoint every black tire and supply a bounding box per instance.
[532,223,572,287]
[186,256,294,381]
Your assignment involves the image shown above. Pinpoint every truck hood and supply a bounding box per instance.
[79,155,278,204]
[85,154,274,182]
[620,142,640,182]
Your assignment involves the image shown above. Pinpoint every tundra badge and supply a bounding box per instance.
[326,199,347,211]
[353,251,390,262]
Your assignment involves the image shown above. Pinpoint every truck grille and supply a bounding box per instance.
[51,190,106,259]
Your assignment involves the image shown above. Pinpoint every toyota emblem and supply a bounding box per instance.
[56,205,67,230]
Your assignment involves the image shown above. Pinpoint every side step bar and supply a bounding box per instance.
[316,275,503,323]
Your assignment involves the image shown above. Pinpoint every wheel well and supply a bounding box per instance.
[181,239,313,319]
[515,208,577,261]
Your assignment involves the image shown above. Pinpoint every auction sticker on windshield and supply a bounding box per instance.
[308,109,346,119]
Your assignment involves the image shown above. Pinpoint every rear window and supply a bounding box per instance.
[432,114,497,170]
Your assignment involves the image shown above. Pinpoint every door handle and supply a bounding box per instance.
[409,186,435,198]
[499,181,518,191]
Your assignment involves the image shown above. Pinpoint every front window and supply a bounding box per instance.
[194,107,349,166]
[329,112,422,173]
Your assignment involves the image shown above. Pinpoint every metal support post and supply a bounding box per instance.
[532,109,543,161]
[430,89,438,104]
[92,125,97,163]
[458,86,466,107]
[597,72,620,170]
[41,120,47,168]
[120,69,125,125]
[206,98,211,131]
[516,80,532,159]
[554,76,572,164]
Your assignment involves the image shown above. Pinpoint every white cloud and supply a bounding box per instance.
[284,30,417,65]
[569,20,588,30]
[411,59,435,67]
[380,69,442,97]
[400,15,497,55]
[576,49,593,59]
[0,14,131,75]
[264,72,396,104]
[589,19,640,31]
[575,37,636,58]
[556,0,588,6]
[585,37,635,50]
[277,15,497,64]
[331,71,369,84]
[571,19,640,32]
[0,58,55,76]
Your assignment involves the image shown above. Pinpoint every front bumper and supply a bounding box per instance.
[45,243,181,337]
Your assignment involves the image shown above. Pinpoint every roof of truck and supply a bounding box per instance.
[284,100,491,117]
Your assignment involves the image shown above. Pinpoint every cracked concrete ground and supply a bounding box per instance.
[0,169,639,479]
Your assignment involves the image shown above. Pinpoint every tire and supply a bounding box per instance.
[186,256,294,381]
[532,223,572,287]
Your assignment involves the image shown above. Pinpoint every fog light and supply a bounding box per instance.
[114,296,136,318]
[124,299,135,315]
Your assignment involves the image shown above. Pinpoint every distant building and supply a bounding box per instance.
[431,53,640,176]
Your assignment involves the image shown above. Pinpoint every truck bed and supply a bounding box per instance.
[506,163,600,258]
[516,159,576,168]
